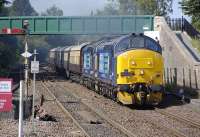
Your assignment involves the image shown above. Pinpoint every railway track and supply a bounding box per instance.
[53,80,189,137]
[41,80,137,137]
[155,108,200,129]
[40,69,199,137]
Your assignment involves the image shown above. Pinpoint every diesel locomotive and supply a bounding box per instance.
[49,34,164,106]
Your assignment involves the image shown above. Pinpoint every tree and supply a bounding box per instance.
[0,0,20,76]
[96,0,173,17]
[9,0,38,16]
[180,0,200,31]
[149,0,173,16]
[30,5,76,62]
[41,5,63,16]
[0,36,19,76]
[0,0,10,11]
[0,0,10,16]
[41,5,76,48]
[118,0,140,15]
[180,0,200,16]
[0,0,10,9]
[96,1,119,15]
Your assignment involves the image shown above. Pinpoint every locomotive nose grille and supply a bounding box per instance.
[129,58,153,69]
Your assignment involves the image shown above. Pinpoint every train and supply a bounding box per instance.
[49,33,164,106]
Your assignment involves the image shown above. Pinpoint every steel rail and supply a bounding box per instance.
[155,108,200,129]
[40,69,188,137]
[41,82,91,137]
[57,81,187,137]
[149,119,188,137]
[47,81,137,137]
[58,82,187,137]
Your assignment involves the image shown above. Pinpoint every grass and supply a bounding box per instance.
[191,38,200,53]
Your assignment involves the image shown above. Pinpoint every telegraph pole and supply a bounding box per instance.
[23,20,29,98]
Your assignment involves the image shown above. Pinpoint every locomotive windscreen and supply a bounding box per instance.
[115,35,162,54]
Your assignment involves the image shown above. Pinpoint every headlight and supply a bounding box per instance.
[140,70,144,75]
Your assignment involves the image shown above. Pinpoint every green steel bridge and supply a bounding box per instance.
[0,15,154,35]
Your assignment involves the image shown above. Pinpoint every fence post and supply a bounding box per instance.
[194,69,198,89]
[167,68,169,84]
[174,68,177,86]
[164,68,166,84]
[170,68,172,84]
[181,16,184,32]
[172,19,175,30]
[189,68,192,88]
[183,68,185,87]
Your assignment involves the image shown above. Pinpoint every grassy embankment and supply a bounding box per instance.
[191,38,200,53]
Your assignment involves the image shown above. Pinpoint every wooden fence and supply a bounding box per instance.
[164,67,200,90]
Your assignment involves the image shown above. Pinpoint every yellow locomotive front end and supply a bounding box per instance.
[115,35,164,106]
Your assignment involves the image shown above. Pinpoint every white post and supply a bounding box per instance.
[18,80,23,137]
[32,49,37,133]
[23,20,29,99]
[24,42,28,98]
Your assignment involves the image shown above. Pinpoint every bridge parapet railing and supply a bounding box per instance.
[166,17,200,39]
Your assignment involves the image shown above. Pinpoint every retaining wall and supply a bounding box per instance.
[154,17,200,91]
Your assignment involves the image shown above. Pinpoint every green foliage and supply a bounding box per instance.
[9,0,38,16]
[28,36,49,62]
[41,5,63,16]
[192,16,200,31]
[136,0,173,16]
[180,0,200,16]
[0,0,40,76]
[96,1,119,15]
[0,0,10,11]
[118,0,140,15]
[134,0,156,15]
[96,0,173,16]
[0,0,10,16]
[180,0,200,31]
[0,36,19,76]
[191,38,200,53]
[41,5,76,50]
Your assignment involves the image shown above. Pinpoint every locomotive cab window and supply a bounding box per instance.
[145,38,162,54]
[131,36,145,48]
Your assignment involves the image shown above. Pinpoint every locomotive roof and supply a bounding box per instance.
[96,34,159,47]
[90,34,162,54]
[83,36,120,51]
[98,35,127,46]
